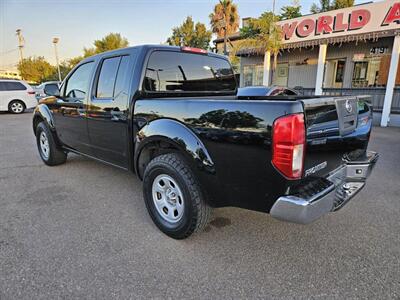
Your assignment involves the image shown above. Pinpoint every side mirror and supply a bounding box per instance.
[44,84,60,97]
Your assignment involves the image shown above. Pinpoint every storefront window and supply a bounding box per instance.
[272,63,289,86]
[336,60,345,83]
[352,57,381,87]
[243,65,263,87]
[324,59,346,88]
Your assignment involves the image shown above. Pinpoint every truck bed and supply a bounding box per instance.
[134,94,373,212]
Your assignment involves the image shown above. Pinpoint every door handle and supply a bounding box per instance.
[111,110,124,121]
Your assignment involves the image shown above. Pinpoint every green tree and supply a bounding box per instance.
[310,0,332,14]
[66,56,84,68]
[311,0,353,13]
[83,33,129,57]
[333,0,354,9]
[66,33,130,71]
[280,0,302,20]
[209,0,240,38]
[17,56,55,83]
[17,33,130,83]
[235,12,282,69]
[44,61,73,81]
[167,16,212,49]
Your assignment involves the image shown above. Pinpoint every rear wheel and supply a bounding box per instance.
[143,153,212,239]
[8,100,25,114]
[36,122,67,166]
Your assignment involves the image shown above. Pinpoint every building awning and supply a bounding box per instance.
[234,30,400,56]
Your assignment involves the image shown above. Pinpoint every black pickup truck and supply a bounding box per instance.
[33,45,378,239]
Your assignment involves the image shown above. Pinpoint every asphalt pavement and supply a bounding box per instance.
[0,112,399,299]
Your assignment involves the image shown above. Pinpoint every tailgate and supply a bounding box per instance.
[301,96,373,178]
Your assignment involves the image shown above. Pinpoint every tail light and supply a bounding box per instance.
[27,91,35,95]
[272,113,306,180]
[181,46,208,55]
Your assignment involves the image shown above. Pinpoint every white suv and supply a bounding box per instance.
[0,79,37,114]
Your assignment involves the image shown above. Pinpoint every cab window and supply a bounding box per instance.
[95,55,130,100]
[64,62,94,102]
[114,56,130,100]
[96,57,121,98]
[144,51,236,93]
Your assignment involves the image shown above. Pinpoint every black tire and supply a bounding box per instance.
[143,153,212,239]
[8,100,25,114]
[36,122,67,166]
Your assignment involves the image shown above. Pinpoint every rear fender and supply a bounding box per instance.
[135,119,215,178]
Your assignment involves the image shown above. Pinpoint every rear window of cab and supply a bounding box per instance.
[144,51,236,93]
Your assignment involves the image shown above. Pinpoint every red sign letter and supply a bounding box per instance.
[296,19,315,38]
[349,9,371,30]
[316,15,333,34]
[382,3,400,26]
[281,22,297,40]
[333,13,348,32]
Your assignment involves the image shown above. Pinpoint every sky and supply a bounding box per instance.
[1,0,365,70]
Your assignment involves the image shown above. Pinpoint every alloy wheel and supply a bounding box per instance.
[10,102,24,113]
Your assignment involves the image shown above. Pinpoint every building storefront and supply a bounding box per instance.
[217,0,400,126]
[240,37,398,89]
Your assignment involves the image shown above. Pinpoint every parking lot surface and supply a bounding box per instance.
[0,112,399,299]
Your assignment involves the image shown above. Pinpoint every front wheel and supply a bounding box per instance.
[36,122,67,166]
[143,153,212,239]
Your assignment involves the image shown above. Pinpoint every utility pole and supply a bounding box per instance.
[222,0,227,56]
[223,21,227,56]
[272,0,276,15]
[16,29,24,63]
[53,37,62,81]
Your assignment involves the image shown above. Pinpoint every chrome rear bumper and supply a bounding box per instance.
[270,151,378,224]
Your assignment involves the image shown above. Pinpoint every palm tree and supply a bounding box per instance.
[233,12,282,70]
[280,0,302,20]
[209,0,240,55]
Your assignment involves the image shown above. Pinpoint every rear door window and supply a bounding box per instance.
[114,56,132,100]
[114,56,130,99]
[96,56,121,98]
[144,51,236,93]
[95,55,131,100]
[0,82,6,91]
